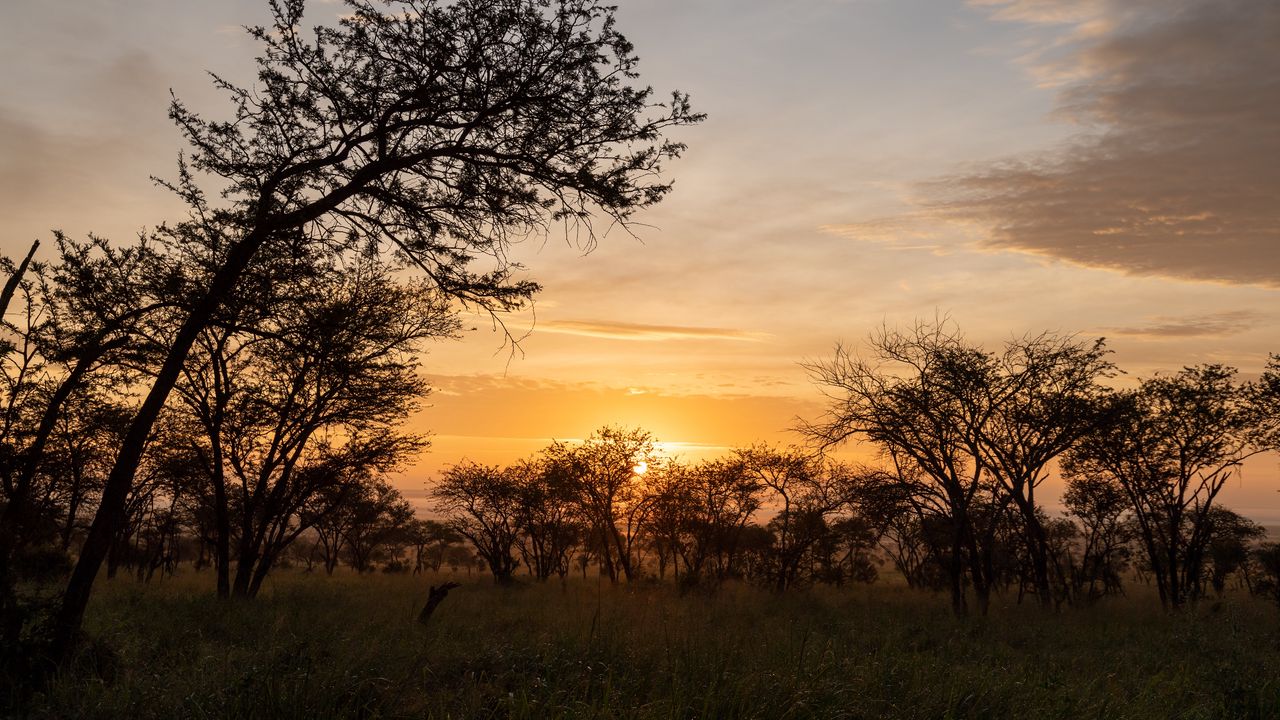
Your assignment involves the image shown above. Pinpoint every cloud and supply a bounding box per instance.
[1101,311,1267,338]
[536,319,770,342]
[819,216,952,253]
[968,0,1105,26]
[0,110,135,245]
[917,0,1280,287]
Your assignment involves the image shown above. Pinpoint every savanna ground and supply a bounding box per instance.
[12,571,1280,719]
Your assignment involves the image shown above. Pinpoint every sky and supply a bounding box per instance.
[2,0,1277,518]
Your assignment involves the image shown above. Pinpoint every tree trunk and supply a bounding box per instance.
[232,537,259,597]
[418,582,460,625]
[247,552,275,598]
[52,229,268,659]
[1026,520,1053,607]
[949,523,967,618]
[209,416,231,598]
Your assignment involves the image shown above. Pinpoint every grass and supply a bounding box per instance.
[13,570,1280,719]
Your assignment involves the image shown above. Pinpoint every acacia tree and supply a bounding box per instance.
[309,480,359,575]
[1201,508,1264,597]
[409,519,461,574]
[166,229,322,596]
[220,263,439,596]
[44,391,130,552]
[967,333,1115,605]
[432,461,523,584]
[801,322,997,615]
[54,0,700,652]
[544,426,655,583]
[510,458,582,581]
[737,445,838,591]
[842,467,942,590]
[1063,365,1265,609]
[650,458,762,587]
[1061,474,1131,601]
[1,237,163,661]
[803,321,1116,612]
[645,463,694,582]
[1256,355,1280,453]
[341,479,415,573]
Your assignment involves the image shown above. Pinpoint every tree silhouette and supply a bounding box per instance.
[543,426,655,583]
[803,321,1117,613]
[1256,355,1280,452]
[649,457,762,588]
[1064,365,1264,608]
[843,467,941,590]
[737,445,838,591]
[0,237,162,663]
[801,321,997,615]
[510,458,582,581]
[52,0,700,654]
[341,479,416,574]
[1062,474,1131,601]
[968,333,1115,605]
[432,461,523,584]
[1202,508,1264,597]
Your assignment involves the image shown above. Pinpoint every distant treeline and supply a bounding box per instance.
[4,275,1279,630]
[429,413,1280,614]
[424,322,1279,615]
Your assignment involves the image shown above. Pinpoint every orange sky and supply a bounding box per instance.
[2,0,1278,520]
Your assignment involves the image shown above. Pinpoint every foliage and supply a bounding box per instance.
[1063,365,1266,608]
[801,320,1116,614]
[23,0,700,659]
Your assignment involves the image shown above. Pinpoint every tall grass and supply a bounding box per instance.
[16,571,1280,719]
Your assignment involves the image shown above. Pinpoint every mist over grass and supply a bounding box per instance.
[20,571,1280,719]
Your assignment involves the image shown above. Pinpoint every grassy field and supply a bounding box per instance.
[13,571,1280,719]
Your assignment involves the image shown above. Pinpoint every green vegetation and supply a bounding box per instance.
[18,571,1280,719]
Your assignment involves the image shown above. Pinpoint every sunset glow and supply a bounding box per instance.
[6,2,1280,713]
[2,0,1277,519]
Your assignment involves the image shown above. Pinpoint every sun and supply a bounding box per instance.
[632,461,648,476]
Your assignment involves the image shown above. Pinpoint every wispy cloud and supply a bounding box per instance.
[819,216,952,253]
[1101,311,1267,338]
[968,0,1104,25]
[537,319,770,343]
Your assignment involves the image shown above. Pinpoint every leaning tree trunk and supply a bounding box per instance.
[51,228,269,659]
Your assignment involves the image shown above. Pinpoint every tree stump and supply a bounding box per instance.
[417,582,460,625]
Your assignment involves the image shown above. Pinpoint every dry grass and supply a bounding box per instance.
[15,570,1280,719]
